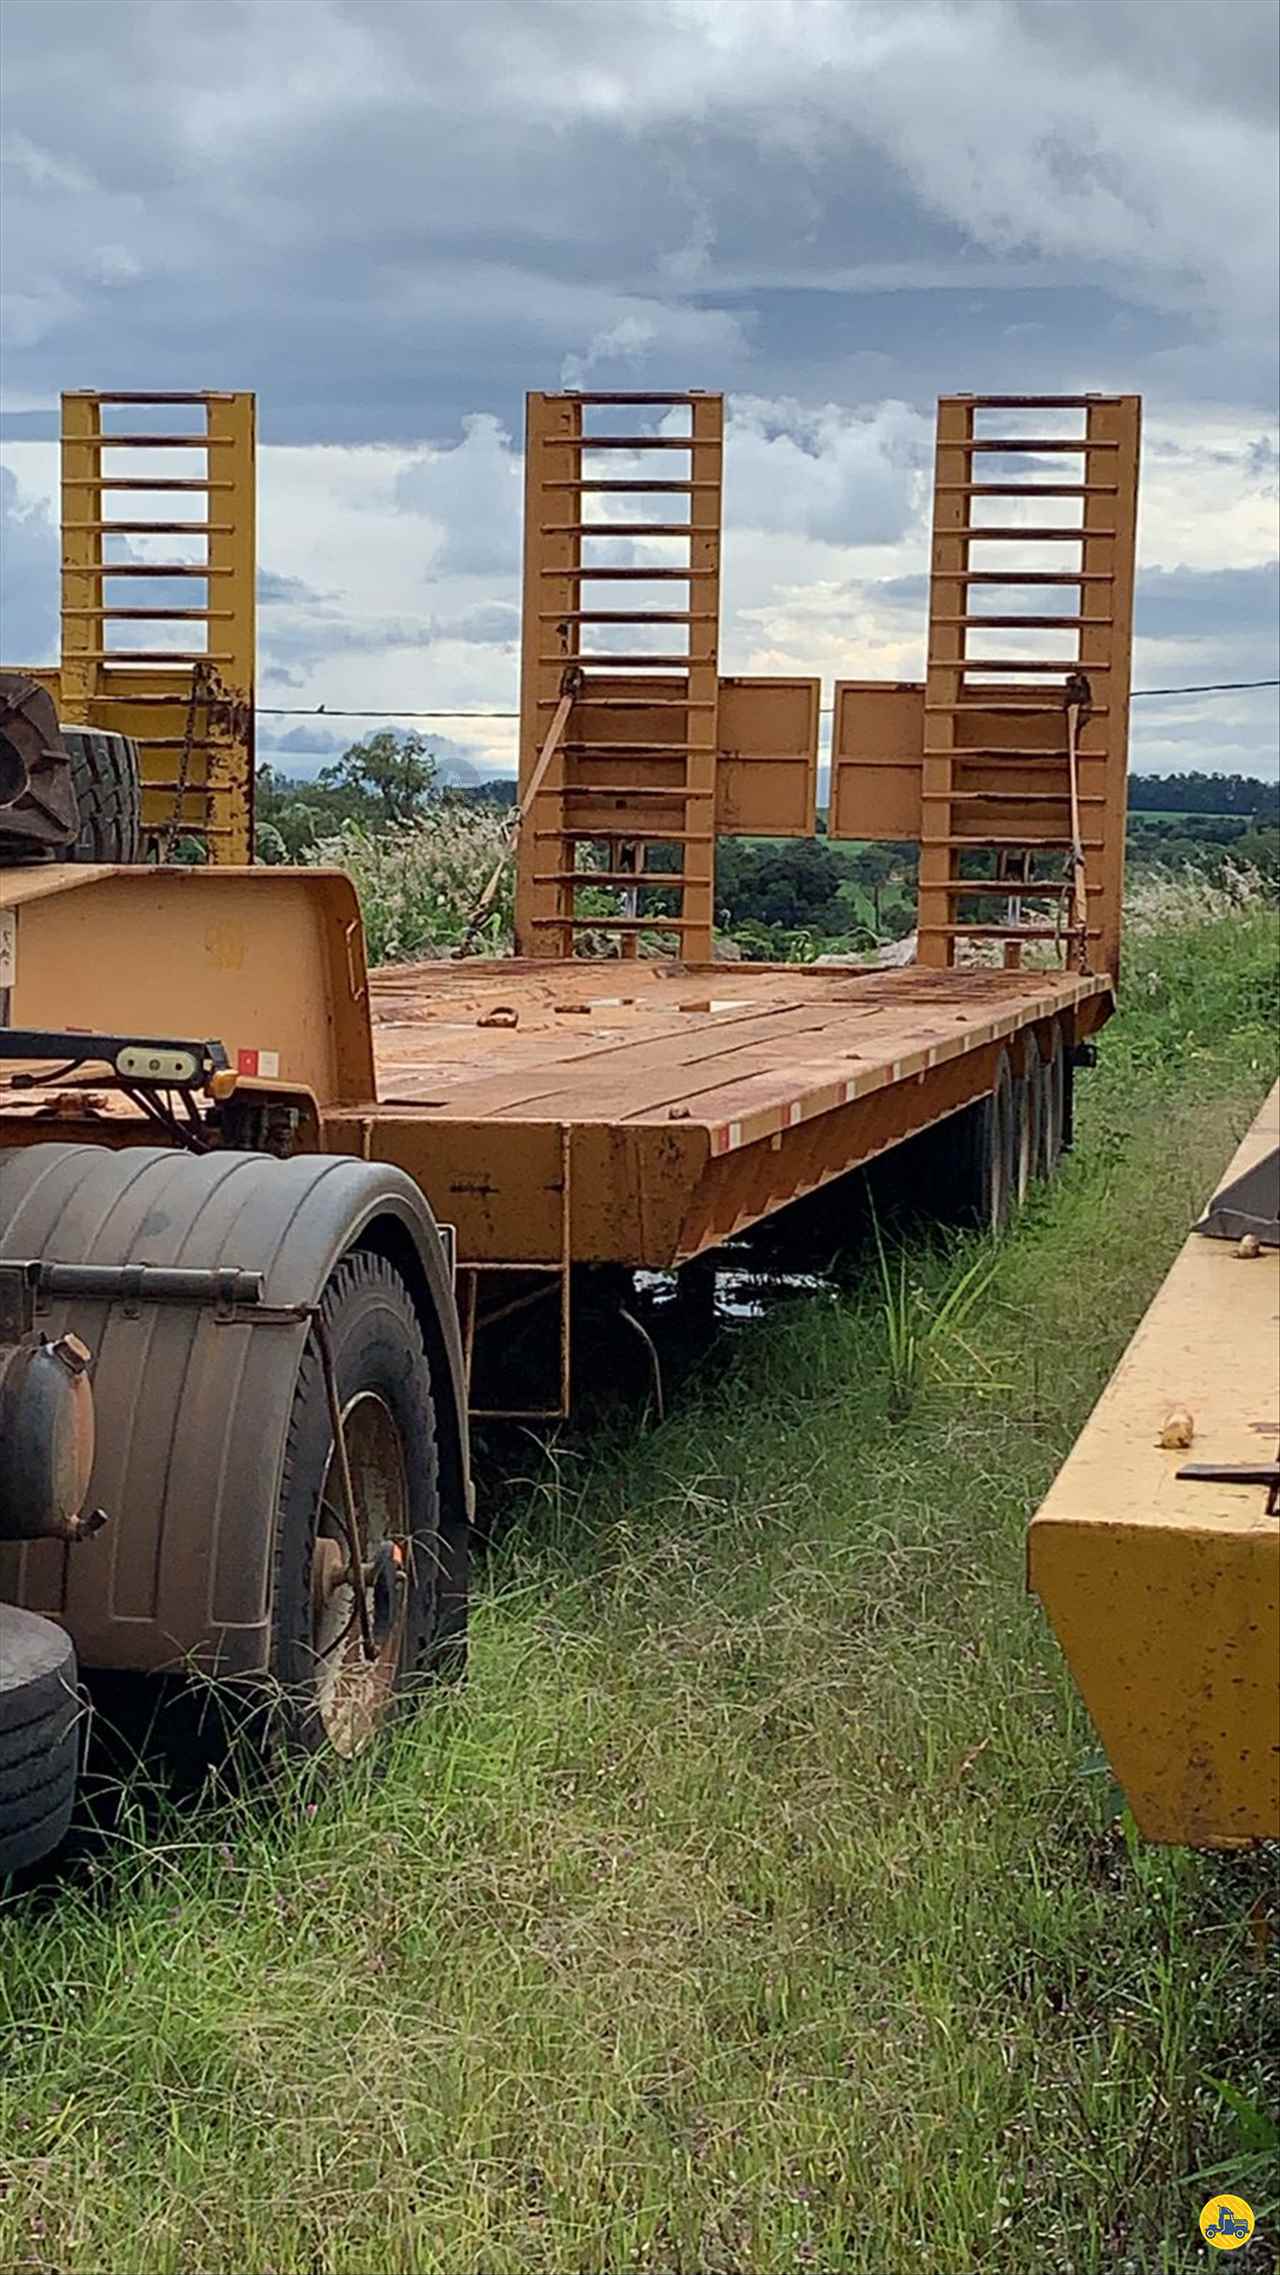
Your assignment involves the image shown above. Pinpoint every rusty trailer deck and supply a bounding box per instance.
[1,869,1111,1279]
[2,866,1114,1419]
[326,955,1113,1269]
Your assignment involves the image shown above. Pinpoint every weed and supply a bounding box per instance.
[0,902,1275,2275]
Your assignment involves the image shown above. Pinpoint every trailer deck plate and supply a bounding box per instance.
[367,956,1105,1132]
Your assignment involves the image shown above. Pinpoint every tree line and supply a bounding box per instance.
[255,736,1279,950]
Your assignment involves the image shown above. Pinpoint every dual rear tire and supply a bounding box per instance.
[0,1605,80,1876]
[932,1020,1069,1236]
[271,1250,444,1761]
[0,1144,469,1833]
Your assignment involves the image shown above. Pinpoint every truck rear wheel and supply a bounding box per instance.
[0,1144,470,1781]
[64,728,141,863]
[270,1250,441,1760]
[0,1604,80,1875]
[918,1049,1014,1237]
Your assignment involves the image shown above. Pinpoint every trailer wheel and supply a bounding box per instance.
[1039,1023,1066,1178]
[1012,1036,1043,1210]
[270,1249,441,1759]
[920,1049,1013,1237]
[953,1047,1013,1236]
[0,1605,80,1875]
[64,728,142,863]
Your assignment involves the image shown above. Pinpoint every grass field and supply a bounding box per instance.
[1,901,1276,2275]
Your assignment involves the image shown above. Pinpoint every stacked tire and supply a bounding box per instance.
[64,728,142,863]
[0,1604,80,1876]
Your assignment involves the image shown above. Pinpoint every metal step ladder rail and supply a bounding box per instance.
[59,391,256,861]
[515,391,723,959]
[917,393,1140,976]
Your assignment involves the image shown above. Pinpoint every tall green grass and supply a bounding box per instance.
[0,902,1275,2275]
[306,805,515,964]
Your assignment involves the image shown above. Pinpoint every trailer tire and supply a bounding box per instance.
[951,1047,1014,1236]
[269,1249,442,1760]
[1039,1023,1066,1178]
[1012,1036,1043,1210]
[0,1605,79,1875]
[64,728,142,863]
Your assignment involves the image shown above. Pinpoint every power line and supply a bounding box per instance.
[255,675,1279,725]
[257,706,520,719]
[1130,678,1279,698]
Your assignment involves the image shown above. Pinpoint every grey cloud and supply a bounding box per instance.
[395,417,523,574]
[873,573,929,606]
[259,598,518,677]
[1246,437,1278,490]
[257,718,488,786]
[2,0,1276,770]
[257,722,354,759]
[260,615,435,667]
[435,603,519,647]
[258,568,331,605]
[1,0,1276,443]
[1135,560,1280,645]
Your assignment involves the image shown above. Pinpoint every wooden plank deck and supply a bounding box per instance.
[369,957,1109,1139]
[339,959,1114,1267]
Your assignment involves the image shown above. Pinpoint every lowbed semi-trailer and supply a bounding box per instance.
[1,384,1141,1866]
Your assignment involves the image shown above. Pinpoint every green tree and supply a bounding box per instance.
[319,729,438,825]
[847,845,899,932]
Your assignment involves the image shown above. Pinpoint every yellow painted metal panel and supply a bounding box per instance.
[0,865,374,1107]
[715,677,819,838]
[1030,1083,1280,1846]
[829,681,925,841]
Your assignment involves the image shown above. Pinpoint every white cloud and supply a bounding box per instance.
[395,416,523,576]
[0,462,59,660]
[724,396,931,546]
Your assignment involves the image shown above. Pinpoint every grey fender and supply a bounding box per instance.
[0,1144,470,1675]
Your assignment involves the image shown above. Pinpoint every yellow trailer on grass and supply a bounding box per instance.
[1031,1084,1280,1848]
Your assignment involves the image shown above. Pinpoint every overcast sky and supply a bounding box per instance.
[1,0,1277,781]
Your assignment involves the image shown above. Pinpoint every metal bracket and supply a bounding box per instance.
[0,1028,228,1090]
[0,1260,37,1341]
[1176,1460,1280,1515]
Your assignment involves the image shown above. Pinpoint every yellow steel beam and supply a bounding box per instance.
[1030,1083,1280,1847]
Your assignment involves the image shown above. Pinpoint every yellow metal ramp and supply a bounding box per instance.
[1031,1083,1280,1847]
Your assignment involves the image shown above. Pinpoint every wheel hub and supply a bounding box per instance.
[310,1391,410,1758]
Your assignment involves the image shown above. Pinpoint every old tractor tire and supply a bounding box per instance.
[0,1604,80,1875]
[64,728,142,863]
[270,1248,442,1760]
